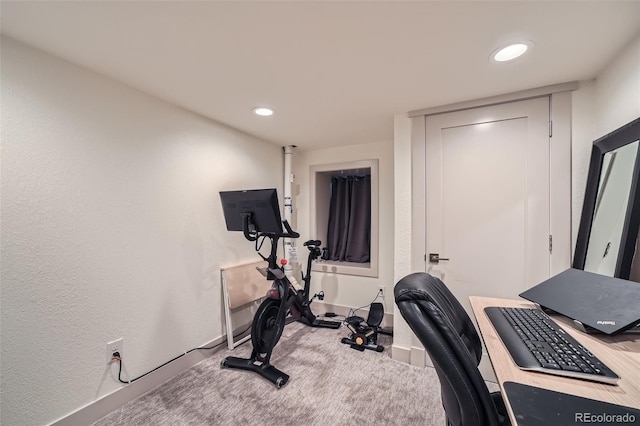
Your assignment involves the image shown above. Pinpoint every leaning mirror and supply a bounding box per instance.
[573,117,640,279]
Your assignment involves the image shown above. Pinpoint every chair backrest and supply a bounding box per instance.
[394,272,503,426]
[366,302,385,328]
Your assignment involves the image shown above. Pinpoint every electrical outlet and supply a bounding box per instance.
[106,338,123,363]
[378,285,385,296]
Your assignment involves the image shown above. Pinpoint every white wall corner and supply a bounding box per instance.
[392,113,414,358]
[550,91,573,275]
[393,113,413,283]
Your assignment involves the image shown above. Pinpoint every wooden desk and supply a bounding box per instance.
[470,296,640,423]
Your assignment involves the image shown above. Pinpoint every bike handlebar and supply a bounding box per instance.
[241,213,299,241]
[281,220,300,239]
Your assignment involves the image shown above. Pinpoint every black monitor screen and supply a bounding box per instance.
[220,188,283,234]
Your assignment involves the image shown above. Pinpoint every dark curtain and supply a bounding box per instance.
[326,174,371,263]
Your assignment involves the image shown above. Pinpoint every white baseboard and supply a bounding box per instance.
[391,344,411,363]
[390,344,427,367]
[50,334,230,426]
[411,345,427,367]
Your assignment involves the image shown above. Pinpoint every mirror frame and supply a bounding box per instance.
[573,117,640,279]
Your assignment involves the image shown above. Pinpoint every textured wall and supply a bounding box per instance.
[1,37,282,426]
[572,33,640,248]
[593,34,640,137]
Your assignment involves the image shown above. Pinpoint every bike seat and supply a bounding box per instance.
[304,240,321,247]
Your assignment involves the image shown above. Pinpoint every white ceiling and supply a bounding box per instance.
[2,1,639,149]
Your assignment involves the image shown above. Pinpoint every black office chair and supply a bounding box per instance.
[394,272,510,426]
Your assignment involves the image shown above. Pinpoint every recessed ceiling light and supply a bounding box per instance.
[252,107,275,116]
[491,41,533,63]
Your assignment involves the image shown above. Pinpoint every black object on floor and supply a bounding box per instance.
[503,381,640,425]
[341,303,385,352]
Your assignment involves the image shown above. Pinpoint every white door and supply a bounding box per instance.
[425,97,551,318]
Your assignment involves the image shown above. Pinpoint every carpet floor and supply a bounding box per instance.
[94,322,497,425]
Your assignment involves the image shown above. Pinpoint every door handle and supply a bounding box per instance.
[428,253,450,264]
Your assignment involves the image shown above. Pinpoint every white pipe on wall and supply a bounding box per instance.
[283,145,296,278]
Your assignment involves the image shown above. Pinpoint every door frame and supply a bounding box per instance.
[411,84,574,277]
[404,84,574,371]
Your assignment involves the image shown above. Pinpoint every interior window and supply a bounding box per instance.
[310,160,378,277]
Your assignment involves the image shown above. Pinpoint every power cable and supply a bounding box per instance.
[112,324,252,384]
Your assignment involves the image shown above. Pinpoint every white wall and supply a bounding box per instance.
[291,141,394,313]
[593,34,640,136]
[571,33,640,247]
[0,37,283,426]
[391,114,414,361]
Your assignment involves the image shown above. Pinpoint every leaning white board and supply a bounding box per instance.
[221,260,270,350]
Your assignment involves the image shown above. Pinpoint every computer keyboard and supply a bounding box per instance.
[485,307,619,385]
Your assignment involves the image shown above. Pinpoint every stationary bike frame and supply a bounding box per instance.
[220,214,338,388]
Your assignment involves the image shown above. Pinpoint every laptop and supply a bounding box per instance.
[519,268,640,335]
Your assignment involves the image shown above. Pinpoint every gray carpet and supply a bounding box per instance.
[94,322,493,425]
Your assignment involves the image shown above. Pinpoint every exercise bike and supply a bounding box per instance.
[297,239,343,329]
[220,212,340,388]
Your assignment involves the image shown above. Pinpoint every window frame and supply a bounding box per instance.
[310,159,379,277]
